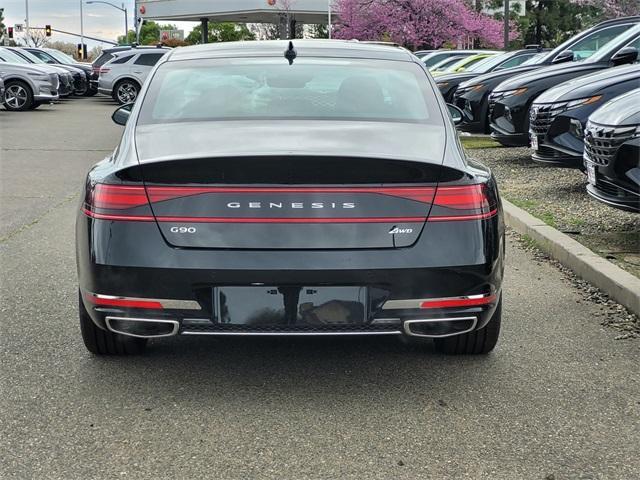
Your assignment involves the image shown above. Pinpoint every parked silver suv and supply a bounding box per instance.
[0,53,59,111]
[98,47,169,104]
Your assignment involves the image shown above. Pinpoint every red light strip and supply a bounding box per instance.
[420,294,497,309]
[146,186,437,204]
[84,293,163,310]
[427,208,498,222]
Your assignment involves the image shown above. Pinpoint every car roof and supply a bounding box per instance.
[112,48,170,57]
[166,39,416,62]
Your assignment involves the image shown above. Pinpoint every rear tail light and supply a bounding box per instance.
[428,184,497,222]
[98,67,110,74]
[83,184,155,221]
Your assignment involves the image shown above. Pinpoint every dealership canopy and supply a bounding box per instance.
[136,0,332,24]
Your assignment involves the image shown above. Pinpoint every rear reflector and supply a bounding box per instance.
[84,293,163,310]
[382,293,497,310]
[419,294,497,309]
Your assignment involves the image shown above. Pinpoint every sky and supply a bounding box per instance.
[2,0,196,48]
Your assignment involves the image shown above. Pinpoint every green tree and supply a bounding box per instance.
[307,24,329,39]
[118,21,179,45]
[487,0,599,49]
[185,22,255,44]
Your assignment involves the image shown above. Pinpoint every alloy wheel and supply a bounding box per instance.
[117,82,138,104]
[5,85,28,109]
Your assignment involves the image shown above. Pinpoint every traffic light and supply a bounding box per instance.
[8,27,13,39]
[77,43,87,60]
[45,25,52,37]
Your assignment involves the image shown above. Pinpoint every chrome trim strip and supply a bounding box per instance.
[403,317,477,338]
[181,331,402,336]
[105,316,180,339]
[88,292,201,311]
[382,293,494,310]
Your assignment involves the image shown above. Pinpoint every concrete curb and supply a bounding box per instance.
[503,199,640,316]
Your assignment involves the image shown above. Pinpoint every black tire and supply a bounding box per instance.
[434,296,502,355]
[84,88,98,97]
[78,291,147,355]
[3,80,34,111]
[112,79,140,105]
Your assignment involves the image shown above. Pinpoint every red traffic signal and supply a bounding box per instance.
[8,27,14,39]
[45,25,52,36]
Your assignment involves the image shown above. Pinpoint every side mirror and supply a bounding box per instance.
[552,50,574,64]
[611,46,638,66]
[112,103,133,126]
[447,103,464,126]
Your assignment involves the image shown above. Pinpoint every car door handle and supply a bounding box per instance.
[133,71,143,74]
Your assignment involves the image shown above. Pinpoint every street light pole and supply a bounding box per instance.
[25,0,30,39]
[86,1,129,43]
[80,0,85,58]
[123,3,128,41]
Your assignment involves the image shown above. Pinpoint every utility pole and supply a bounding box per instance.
[328,0,331,39]
[80,0,85,58]
[503,0,509,50]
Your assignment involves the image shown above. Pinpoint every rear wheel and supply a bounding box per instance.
[78,291,147,355]
[3,80,34,111]
[434,296,502,355]
[113,79,139,105]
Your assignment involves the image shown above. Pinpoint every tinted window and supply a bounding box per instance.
[134,53,165,66]
[138,58,440,126]
[94,53,114,67]
[112,55,133,64]
[422,52,460,68]
[26,50,55,62]
[497,53,536,69]
[566,24,631,61]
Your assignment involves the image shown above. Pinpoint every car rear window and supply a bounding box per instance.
[138,58,440,125]
[112,54,133,64]
[134,53,166,66]
[94,53,114,67]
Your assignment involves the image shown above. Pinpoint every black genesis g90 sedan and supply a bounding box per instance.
[584,88,640,212]
[76,40,505,355]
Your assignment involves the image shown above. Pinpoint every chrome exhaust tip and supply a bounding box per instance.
[403,317,477,338]
[105,316,179,339]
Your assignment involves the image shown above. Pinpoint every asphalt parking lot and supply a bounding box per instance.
[1,99,639,479]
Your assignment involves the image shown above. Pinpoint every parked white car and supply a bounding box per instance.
[98,47,169,104]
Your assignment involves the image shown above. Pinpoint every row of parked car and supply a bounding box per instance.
[425,16,640,213]
[0,46,99,110]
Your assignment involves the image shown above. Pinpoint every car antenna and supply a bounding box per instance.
[284,41,297,65]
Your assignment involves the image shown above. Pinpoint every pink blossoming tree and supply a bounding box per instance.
[334,0,519,49]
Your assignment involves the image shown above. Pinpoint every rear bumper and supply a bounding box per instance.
[77,210,505,338]
[98,87,112,96]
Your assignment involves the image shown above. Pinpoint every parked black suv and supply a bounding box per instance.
[490,24,640,147]
[435,47,544,102]
[529,64,640,168]
[454,16,640,134]
[584,88,640,213]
